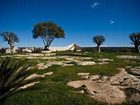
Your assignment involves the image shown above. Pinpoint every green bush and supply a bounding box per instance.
[0,58,37,105]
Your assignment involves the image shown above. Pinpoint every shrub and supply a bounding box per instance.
[0,58,37,105]
[32,47,43,53]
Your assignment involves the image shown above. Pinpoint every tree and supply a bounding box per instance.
[0,32,19,53]
[129,32,140,52]
[93,35,105,52]
[0,58,37,105]
[32,21,65,50]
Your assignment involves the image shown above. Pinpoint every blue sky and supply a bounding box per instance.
[0,0,140,47]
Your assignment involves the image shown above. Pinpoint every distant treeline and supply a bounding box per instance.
[0,47,136,53]
[81,47,134,52]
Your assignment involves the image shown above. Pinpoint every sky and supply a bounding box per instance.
[0,0,140,47]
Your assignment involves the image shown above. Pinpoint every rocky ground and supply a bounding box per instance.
[2,53,140,105]
[68,67,140,104]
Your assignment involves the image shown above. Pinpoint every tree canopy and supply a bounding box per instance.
[93,35,105,46]
[32,21,65,50]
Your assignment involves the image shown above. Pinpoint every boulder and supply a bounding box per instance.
[22,48,32,53]
[5,47,19,53]
[5,49,11,53]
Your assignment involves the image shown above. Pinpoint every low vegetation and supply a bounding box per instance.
[0,58,37,105]
[0,51,139,105]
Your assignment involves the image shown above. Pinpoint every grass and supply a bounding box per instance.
[6,81,104,105]
[1,51,140,105]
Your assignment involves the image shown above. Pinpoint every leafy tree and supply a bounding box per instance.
[129,32,140,52]
[32,21,65,50]
[93,35,105,52]
[0,58,38,105]
[0,32,19,52]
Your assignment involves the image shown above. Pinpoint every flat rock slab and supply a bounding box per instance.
[78,73,90,79]
[68,68,140,104]
[68,80,126,104]
[97,58,114,62]
[117,55,140,59]
[77,61,96,66]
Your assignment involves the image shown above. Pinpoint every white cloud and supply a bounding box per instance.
[91,2,100,8]
[109,20,115,24]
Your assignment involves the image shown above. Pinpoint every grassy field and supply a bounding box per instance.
[1,51,140,105]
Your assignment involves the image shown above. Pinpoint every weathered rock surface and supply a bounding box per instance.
[67,68,140,104]
[129,93,140,104]
[126,67,140,76]
[89,75,100,81]
[68,80,126,104]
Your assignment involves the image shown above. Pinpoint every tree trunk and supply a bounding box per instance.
[44,45,49,51]
[134,43,139,53]
[97,45,101,52]
[9,42,14,53]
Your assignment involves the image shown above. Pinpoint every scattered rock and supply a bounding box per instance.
[100,76,109,82]
[43,72,54,76]
[117,55,140,60]
[89,75,100,81]
[26,74,45,80]
[5,47,19,53]
[98,62,109,65]
[36,63,48,70]
[96,58,113,65]
[22,48,32,53]
[26,72,54,80]
[19,81,39,89]
[77,61,96,66]
[78,73,90,79]
[98,58,114,62]
[67,80,86,88]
